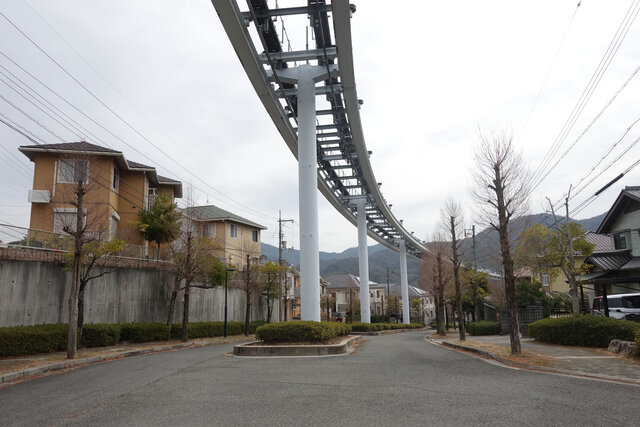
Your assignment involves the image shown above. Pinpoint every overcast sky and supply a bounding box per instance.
[0,0,639,252]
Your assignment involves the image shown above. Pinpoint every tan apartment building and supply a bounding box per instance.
[181,205,266,269]
[19,141,182,246]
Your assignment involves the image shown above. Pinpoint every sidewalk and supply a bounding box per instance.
[430,332,640,384]
[0,335,254,385]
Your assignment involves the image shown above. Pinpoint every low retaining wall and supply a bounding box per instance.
[233,335,361,357]
[0,253,277,326]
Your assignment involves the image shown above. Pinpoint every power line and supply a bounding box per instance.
[520,1,581,137]
[0,9,274,222]
[534,62,640,197]
[530,0,640,189]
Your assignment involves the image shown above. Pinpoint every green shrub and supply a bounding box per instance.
[255,321,351,343]
[529,315,640,348]
[81,324,121,347]
[0,323,68,357]
[635,330,640,357]
[467,321,501,336]
[120,323,170,343]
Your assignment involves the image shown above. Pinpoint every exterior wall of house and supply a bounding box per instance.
[609,210,640,256]
[26,153,179,248]
[224,221,261,268]
[28,154,116,237]
[117,171,146,245]
[547,256,586,294]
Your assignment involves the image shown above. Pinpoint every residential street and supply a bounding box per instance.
[0,331,637,426]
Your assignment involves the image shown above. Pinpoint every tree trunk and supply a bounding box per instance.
[450,216,465,341]
[68,252,81,358]
[181,280,190,342]
[181,233,192,342]
[244,292,251,336]
[77,281,87,345]
[494,165,521,354]
[157,242,161,260]
[167,286,179,326]
[67,181,85,359]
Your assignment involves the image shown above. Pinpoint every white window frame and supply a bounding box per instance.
[113,167,119,192]
[203,223,216,239]
[53,208,86,235]
[57,159,89,184]
[230,223,238,239]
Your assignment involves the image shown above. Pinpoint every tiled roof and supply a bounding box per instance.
[182,205,266,230]
[584,231,613,253]
[597,186,640,233]
[20,141,122,153]
[158,175,181,183]
[621,257,640,271]
[587,252,632,271]
[127,160,154,169]
[388,284,430,298]
[325,274,360,289]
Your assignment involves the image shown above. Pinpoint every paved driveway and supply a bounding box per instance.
[0,332,637,426]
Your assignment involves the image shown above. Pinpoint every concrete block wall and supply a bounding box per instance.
[0,256,277,327]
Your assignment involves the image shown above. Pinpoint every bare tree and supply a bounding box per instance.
[234,254,264,335]
[471,131,529,355]
[442,199,465,341]
[56,155,111,358]
[420,234,452,336]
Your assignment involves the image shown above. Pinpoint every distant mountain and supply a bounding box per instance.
[459,212,607,274]
[261,211,606,284]
[261,242,419,285]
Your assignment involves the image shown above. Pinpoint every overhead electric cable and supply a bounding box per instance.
[0,9,275,221]
[530,0,640,188]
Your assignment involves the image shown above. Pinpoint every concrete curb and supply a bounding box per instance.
[233,335,361,357]
[0,340,246,385]
[437,340,640,385]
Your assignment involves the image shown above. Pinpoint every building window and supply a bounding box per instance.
[541,272,549,287]
[203,223,216,238]
[252,229,259,242]
[58,159,89,184]
[613,232,627,250]
[53,208,85,235]
[109,214,119,241]
[147,188,157,210]
[113,167,119,191]
[230,223,238,238]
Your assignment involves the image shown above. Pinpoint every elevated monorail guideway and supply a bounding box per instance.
[211,0,428,323]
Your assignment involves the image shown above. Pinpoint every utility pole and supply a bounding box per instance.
[386,267,390,317]
[278,210,294,321]
[465,225,480,321]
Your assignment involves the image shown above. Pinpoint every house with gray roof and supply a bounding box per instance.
[181,205,266,268]
[583,186,640,297]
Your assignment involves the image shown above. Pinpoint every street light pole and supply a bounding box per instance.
[224,268,235,338]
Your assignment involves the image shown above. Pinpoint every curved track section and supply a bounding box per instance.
[211,0,427,257]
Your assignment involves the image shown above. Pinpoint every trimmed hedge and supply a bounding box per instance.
[80,324,120,347]
[0,320,271,357]
[528,315,640,348]
[467,321,501,336]
[255,321,352,343]
[0,323,68,357]
[120,323,170,343]
[350,322,424,332]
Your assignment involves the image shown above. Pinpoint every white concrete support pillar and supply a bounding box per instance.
[399,240,410,324]
[274,64,337,322]
[297,66,321,322]
[356,199,370,323]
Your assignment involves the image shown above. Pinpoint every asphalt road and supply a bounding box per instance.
[1,332,638,426]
